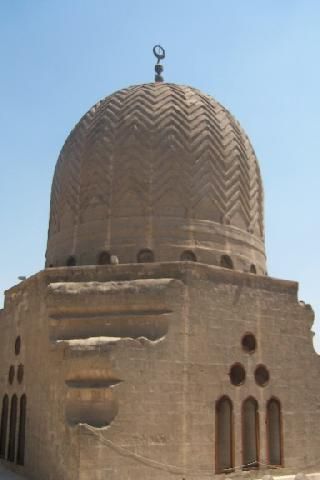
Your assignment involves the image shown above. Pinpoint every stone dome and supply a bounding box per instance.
[46,82,265,273]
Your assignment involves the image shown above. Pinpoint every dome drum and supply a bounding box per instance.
[46,218,265,273]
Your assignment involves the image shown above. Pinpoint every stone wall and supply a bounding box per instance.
[0,263,319,480]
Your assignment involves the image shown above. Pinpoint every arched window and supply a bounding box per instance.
[17,365,24,384]
[98,251,111,265]
[8,366,15,385]
[180,250,197,262]
[7,395,17,462]
[242,397,259,469]
[0,395,9,458]
[250,264,257,274]
[266,398,282,466]
[137,249,154,263]
[17,395,27,466]
[15,336,21,355]
[215,396,234,473]
[66,255,76,266]
[220,255,234,269]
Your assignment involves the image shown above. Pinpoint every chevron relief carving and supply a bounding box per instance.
[48,83,265,249]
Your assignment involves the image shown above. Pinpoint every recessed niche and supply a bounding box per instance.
[229,363,246,386]
[255,364,270,386]
[241,333,256,354]
[65,390,118,427]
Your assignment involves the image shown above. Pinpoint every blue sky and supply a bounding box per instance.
[1,1,319,351]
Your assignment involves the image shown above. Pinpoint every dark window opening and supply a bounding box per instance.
[98,251,111,265]
[215,396,234,473]
[242,397,259,469]
[221,255,234,269]
[66,256,76,266]
[137,249,154,263]
[229,363,246,386]
[241,333,256,354]
[255,365,270,387]
[15,336,21,356]
[0,395,9,458]
[7,395,17,462]
[180,250,197,262]
[17,365,24,384]
[17,395,26,466]
[8,366,15,385]
[267,398,282,466]
[250,264,257,274]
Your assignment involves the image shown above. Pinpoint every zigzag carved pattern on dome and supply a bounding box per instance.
[110,87,156,212]
[189,101,227,217]
[48,83,264,242]
[49,105,97,234]
[78,92,126,217]
[153,108,193,208]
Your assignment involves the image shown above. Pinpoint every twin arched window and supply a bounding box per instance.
[215,396,282,473]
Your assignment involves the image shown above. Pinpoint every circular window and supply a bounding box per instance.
[229,363,246,386]
[8,366,15,385]
[255,364,270,386]
[17,364,24,384]
[241,333,256,353]
[15,336,21,355]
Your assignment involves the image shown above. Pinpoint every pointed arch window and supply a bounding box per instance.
[215,396,234,473]
[137,249,154,263]
[7,395,17,462]
[220,255,234,269]
[180,250,197,262]
[266,398,282,466]
[0,395,9,458]
[242,397,259,469]
[17,395,27,466]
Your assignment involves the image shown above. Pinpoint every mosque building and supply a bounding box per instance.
[0,47,319,480]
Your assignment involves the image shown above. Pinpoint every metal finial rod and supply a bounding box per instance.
[153,45,165,82]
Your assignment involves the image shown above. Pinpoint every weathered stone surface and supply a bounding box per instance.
[46,83,265,273]
[0,263,319,480]
[1,80,319,480]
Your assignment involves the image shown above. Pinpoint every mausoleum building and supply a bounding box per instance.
[0,62,319,480]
